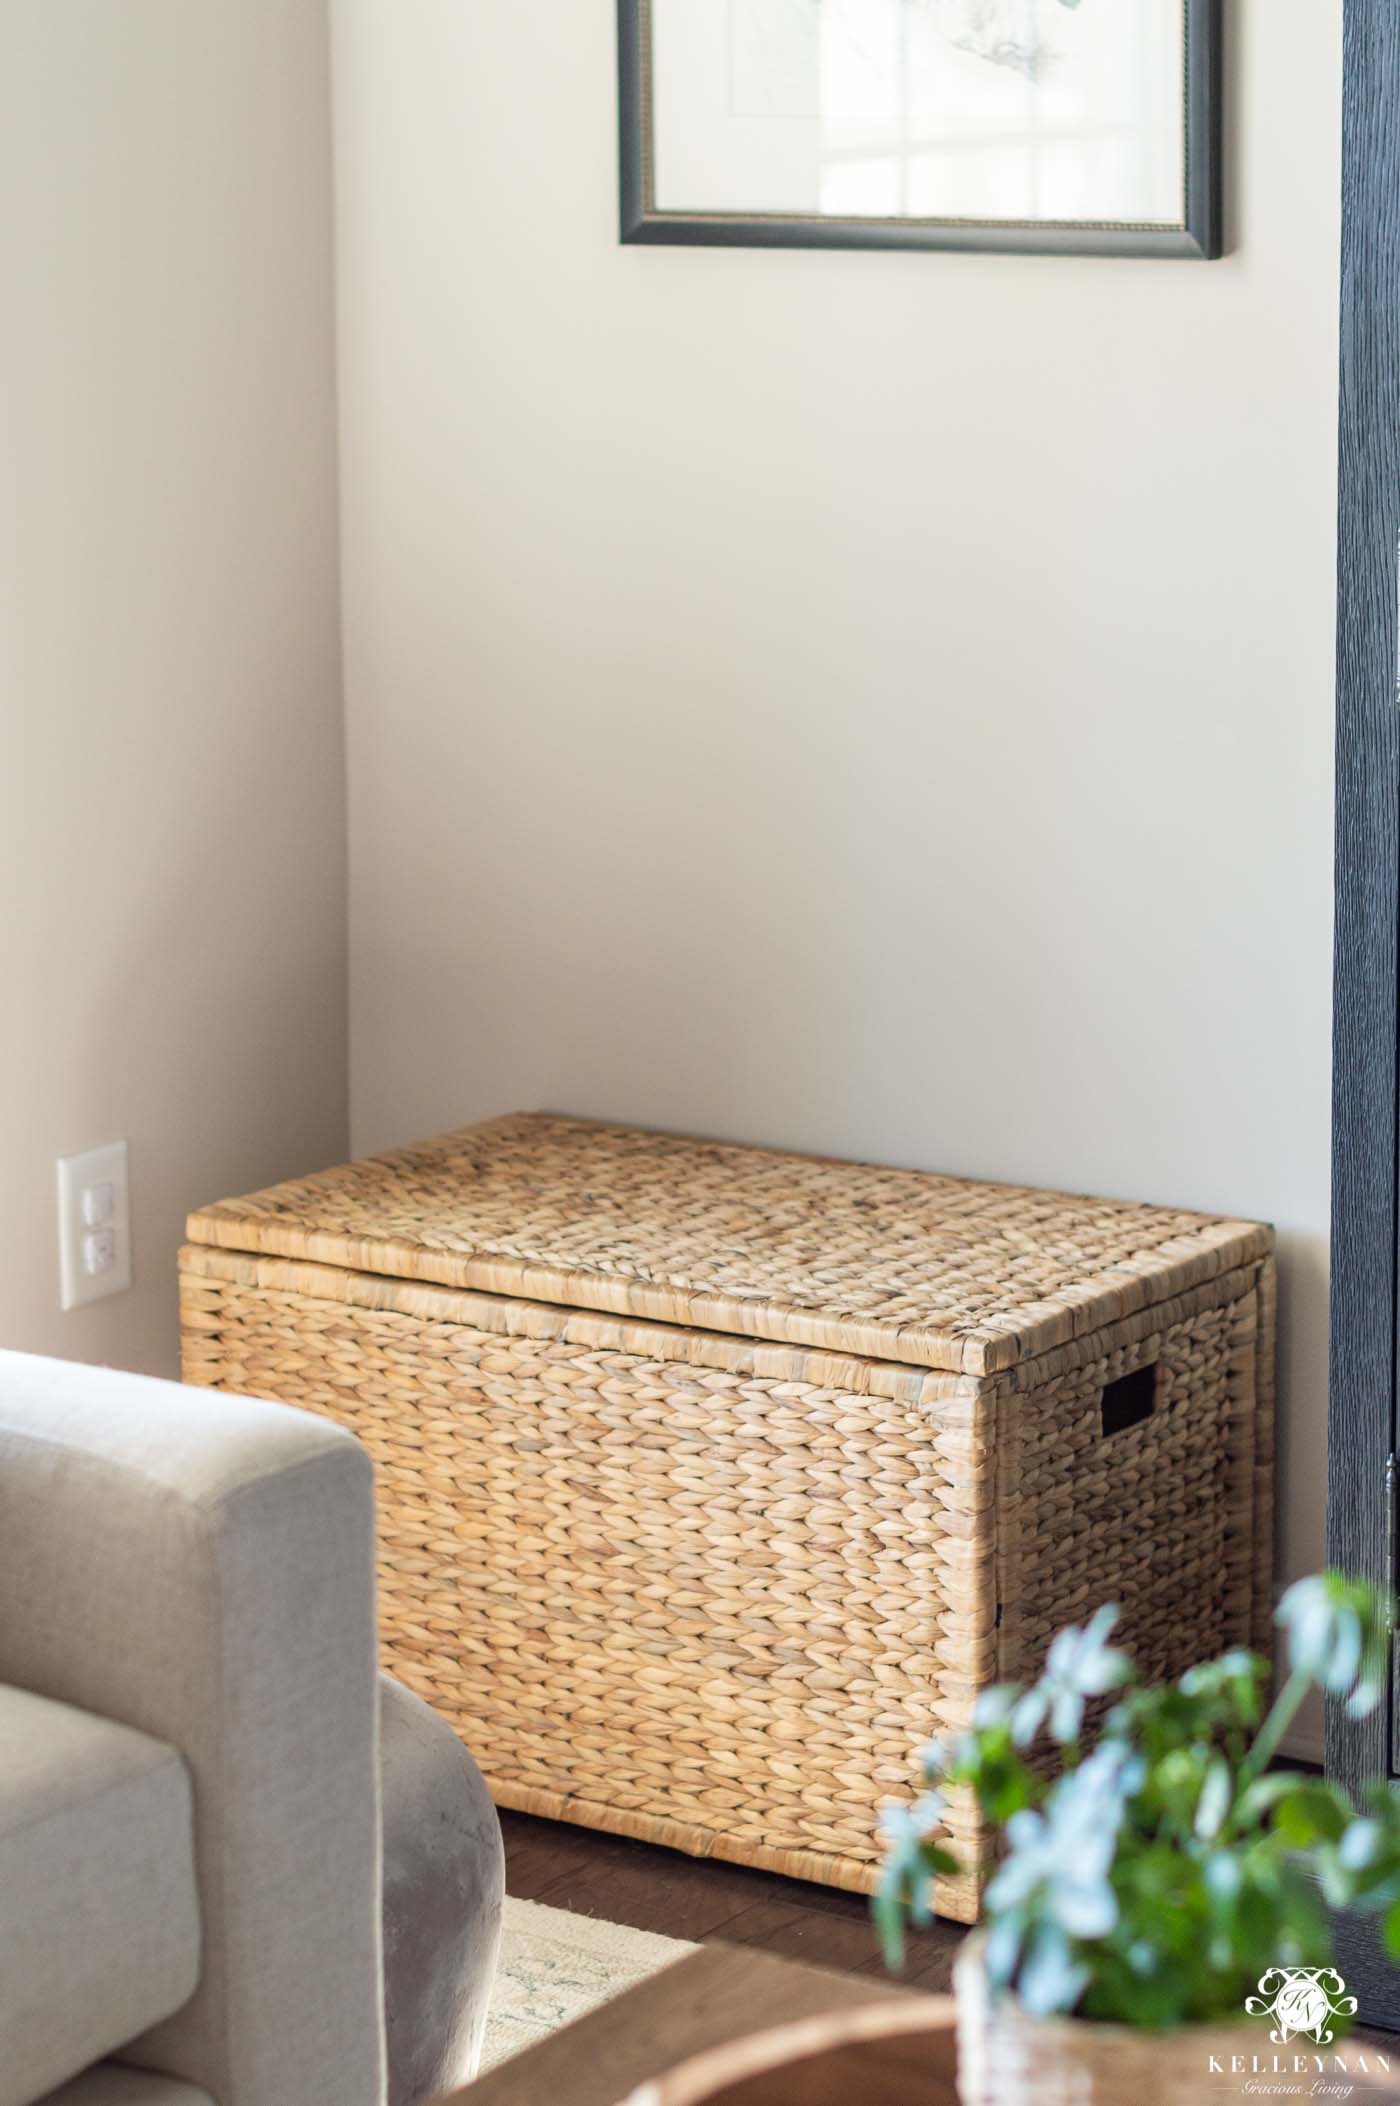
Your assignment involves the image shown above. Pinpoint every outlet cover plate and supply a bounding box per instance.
[57,1141,131,1309]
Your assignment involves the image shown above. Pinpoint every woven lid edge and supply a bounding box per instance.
[186,1113,1273,1376]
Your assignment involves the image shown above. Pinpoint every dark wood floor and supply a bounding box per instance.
[502,1811,1400,2053]
[499,1810,966,1991]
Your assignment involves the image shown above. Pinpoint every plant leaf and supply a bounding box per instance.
[1195,1755,1232,1840]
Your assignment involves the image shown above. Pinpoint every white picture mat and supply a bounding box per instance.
[650,0,1187,226]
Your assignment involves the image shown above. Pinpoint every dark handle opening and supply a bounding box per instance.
[1101,1362,1156,1437]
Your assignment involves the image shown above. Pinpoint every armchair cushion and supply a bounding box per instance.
[36,2072,212,2106]
[0,1686,198,2106]
[0,1350,384,2106]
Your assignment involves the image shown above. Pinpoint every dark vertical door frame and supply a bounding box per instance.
[1328,0,1400,2022]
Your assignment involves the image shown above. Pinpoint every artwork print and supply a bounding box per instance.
[619,0,1219,257]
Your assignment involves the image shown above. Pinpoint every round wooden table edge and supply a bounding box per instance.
[615,1990,959,2106]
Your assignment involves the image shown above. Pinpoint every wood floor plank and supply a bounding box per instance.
[713,1896,890,1976]
[890,1929,962,1994]
[496,1812,623,1899]
[498,1810,966,1987]
[523,1846,776,1943]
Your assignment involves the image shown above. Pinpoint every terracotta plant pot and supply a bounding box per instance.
[953,1941,1274,2106]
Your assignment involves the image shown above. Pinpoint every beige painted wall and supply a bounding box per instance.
[332,2,1340,1741]
[0,0,347,1376]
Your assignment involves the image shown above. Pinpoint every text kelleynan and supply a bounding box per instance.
[1206,2048,1393,2077]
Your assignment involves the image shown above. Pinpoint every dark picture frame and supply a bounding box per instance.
[619,0,1221,259]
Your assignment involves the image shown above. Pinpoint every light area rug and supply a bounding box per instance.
[480,1895,697,2071]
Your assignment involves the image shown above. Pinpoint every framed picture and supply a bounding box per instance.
[619,0,1220,258]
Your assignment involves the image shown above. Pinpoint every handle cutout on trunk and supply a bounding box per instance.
[1101,1363,1156,1437]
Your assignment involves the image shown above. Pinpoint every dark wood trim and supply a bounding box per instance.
[618,0,1221,259]
[1329,0,1400,2028]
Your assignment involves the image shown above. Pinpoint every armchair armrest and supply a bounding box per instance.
[0,1351,384,2106]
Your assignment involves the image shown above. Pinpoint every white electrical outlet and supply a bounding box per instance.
[57,1141,131,1309]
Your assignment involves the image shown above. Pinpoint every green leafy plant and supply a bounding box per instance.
[875,1573,1400,2029]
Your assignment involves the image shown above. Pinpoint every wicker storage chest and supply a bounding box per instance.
[180,1114,1274,1922]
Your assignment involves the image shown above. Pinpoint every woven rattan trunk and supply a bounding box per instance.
[180,1113,1275,1922]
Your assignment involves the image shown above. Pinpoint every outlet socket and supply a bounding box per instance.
[58,1142,131,1309]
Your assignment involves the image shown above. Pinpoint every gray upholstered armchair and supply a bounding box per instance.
[0,1351,503,2106]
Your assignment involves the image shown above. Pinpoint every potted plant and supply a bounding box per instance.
[875,1574,1400,2105]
